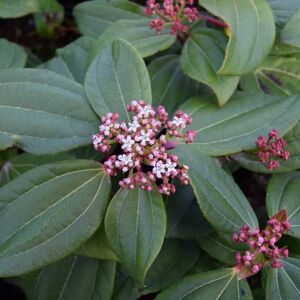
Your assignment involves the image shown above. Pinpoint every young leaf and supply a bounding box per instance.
[0,69,98,154]
[142,239,199,294]
[89,19,176,59]
[105,188,166,285]
[173,147,258,234]
[23,256,116,300]
[0,39,27,69]
[265,258,300,300]
[200,0,276,75]
[85,39,152,121]
[155,268,253,300]
[266,172,300,238]
[177,93,300,155]
[180,28,239,106]
[0,160,111,276]
[281,9,300,48]
[148,55,199,114]
[74,0,144,38]
[56,36,96,84]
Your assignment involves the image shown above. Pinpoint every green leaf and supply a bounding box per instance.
[254,56,300,96]
[281,9,300,48]
[0,153,73,187]
[56,37,96,84]
[76,225,118,261]
[0,160,111,276]
[148,55,199,114]
[0,0,40,18]
[200,0,276,75]
[0,39,27,69]
[166,185,213,240]
[25,256,116,300]
[113,272,139,300]
[74,0,144,38]
[173,147,259,233]
[142,239,199,295]
[0,69,98,154]
[180,28,239,106]
[89,19,176,59]
[155,268,253,300]
[268,0,300,26]
[266,172,300,238]
[233,120,300,173]
[39,57,75,80]
[105,188,166,284]
[85,39,152,121]
[178,93,300,155]
[265,258,300,300]
[197,232,246,265]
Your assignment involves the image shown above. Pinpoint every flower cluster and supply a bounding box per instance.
[255,130,289,170]
[92,100,196,195]
[232,210,290,279]
[144,0,198,36]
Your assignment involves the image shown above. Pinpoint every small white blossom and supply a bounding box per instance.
[99,124,111,136]
[165,159,177,176]
[121,136,135,152]
[152,160,166,178]
[136,129,153,146]
[138,105,153,118]
[128,119,140,133]
[171,116,186,128]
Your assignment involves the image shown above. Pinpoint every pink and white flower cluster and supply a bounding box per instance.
[255,129,289,170]
[92,100,197,195]
[144,0,198,36]
[232,210,290,279]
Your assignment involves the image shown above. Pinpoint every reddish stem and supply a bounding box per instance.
[200,14,228,28]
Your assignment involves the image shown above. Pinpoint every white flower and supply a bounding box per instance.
[138,105,153,117]
[116,154,134,173]
[93,135,102,145]
[165,159,177,176]
[152,160,166,178]
[136,129,153,146]
[128,119,140,133]
[171,116,186,128]
[121,136,135,152]
[99,124,111,136]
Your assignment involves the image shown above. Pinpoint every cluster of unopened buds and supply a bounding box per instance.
[255,129,289,170]
[144,0,198,36]
[232,210,290,279]
[92,100,197,195]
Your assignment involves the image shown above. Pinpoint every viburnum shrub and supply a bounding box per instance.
[0,0,300,299]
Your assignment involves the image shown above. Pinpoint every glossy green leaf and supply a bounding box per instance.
[155,268,253,300]
[254,56,300,96]
[268,0,300,25]
[180,28,239,106]
[148,55,199,114]
[56,37,96,84]
[74,0,144,38]
[76,225,118,261]
[198,232,246,265]
[0,160,111,276]
[265,258,300,300]
[85,39,152,121]
[177,93,300,155]
[200,0,276,75]
[25,256,116,300]
[0,69,98,154]
[266,172,300,238]
[39,57,75,80]
[105,188,166,284]
[233,120,300,173]
[113,272,139,300]
[0,153,73,187]
[173,147,258,233]
[0,39,27,69]
[281,9,300,48]
[143,239,199,295]
[90,19,176,59]
[166,185,213,240]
